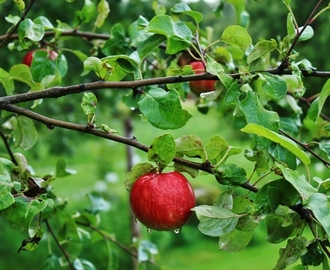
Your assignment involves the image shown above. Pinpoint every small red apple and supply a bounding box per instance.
[130,171,196,231]
[22,49,58,67]
[189,61,217,96]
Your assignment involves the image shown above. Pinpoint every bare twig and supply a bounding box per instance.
[1,103,259,193]
[0,68,330,106]
[45,219,75,270]
[279,129,330,168]
[283,0,324,61]
[76,221,161,268]
[0,129,17,164]
[0,0,37,49]
[0,30,111,43]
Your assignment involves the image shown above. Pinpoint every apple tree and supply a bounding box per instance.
[1,0,330,269]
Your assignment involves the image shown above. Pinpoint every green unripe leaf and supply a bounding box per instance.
[125,163,156,191]
[221,25,252,52]
[18,19,45,47]
[148,134,176,165]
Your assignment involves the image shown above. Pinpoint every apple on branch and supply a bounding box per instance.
[189,61,217,96]
[22,49,58,67]
[130,171,196,232]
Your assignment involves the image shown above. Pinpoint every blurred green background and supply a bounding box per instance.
[0,0,329,269]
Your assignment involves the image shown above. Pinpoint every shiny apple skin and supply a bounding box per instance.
[130,171,196,231]
[189,61,217,96]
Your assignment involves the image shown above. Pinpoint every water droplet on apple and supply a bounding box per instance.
[173,228,181,234]
[135,218,139,224]
[146,228,152,233]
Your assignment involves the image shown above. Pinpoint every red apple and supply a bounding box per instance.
[22,49,58,67]
[189,61,217,96]
[130,171,196,231]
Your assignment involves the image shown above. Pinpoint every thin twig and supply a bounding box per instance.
[0,68,330,106]
[44,219,75,270]
[76,221,162,268]
[0,129,17,164]
[1,103,260,193]
[279,129,330,168]
[283,0,324,61]
[0,0,37,49]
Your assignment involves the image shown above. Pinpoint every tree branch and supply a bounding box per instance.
[0,0,37,49]
[0,30,111,43]
[1,68,330,106]
[1,103,259,193]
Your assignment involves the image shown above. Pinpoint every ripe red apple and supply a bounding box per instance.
[130,171,196,231]
[22,49,58,67]
[189,61,217,96]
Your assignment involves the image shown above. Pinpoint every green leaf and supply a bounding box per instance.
[268,143,297,169]
[102,53,141,80]
[94,0,110,29]
[145,14,192,54]
[9,64,44,91]
[205,135,242,167]
[83,56,114,80]
[214,163,247,186]
[39,254,61,270]
[0,68,15,95]
[193,205,242,237]
[128,16,152,48]
[54,210,82,257]
[173,162,199,178]
[137,240,158,263]
[286,13,295,40]
[102,23,129,56]
[247,39,277,64]
[18,19,45,47]
[219,229,254,253]
[241,123,311,165]
[31,51,68,83]
[87,191,110,214]
[138,88,192,129]
[148,134,176,165]
[13,0,25,11]
[214,189,233,209]
[239,91,280,148]
[255,178,301,214]
[55,159,77,178]
[265,214,295,244]
[137,34,166,59]
[3,196,48,229]
[33,16,54,29]
[74,0,97,25]
[273,236,308,270]
[307,78,330,122]
[276,163,317,203]
[257,72,287,101]
[244,149,269,174]
[11,116,38,151]
[301,242,324,267]
[170,3,203,24]
[125,163,156,191]
[298,25,314,41]
[221,25,252,52]
[81,92,97,123]
[0,158,17,211]
[319,142,330,160]
[226,0,246,26]
[307,193,330,237]
[175,134,206,160]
